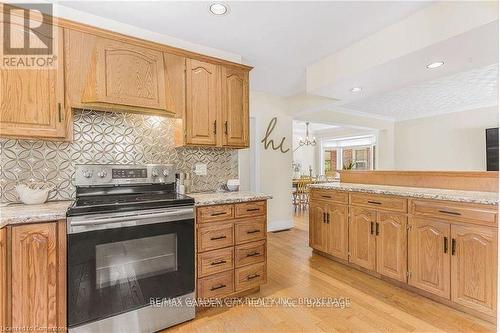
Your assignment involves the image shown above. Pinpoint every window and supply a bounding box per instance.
[342,147,373,170]
[323,149,337,175]
[321,135,376,173]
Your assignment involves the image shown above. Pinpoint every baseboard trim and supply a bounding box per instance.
[267,219,293,232]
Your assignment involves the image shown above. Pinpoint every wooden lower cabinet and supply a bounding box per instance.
[196,201,268,300]
[309,203,328,252]
[408,217,451,299]
[408,218,498,316]
[376,212,407,282]
[309,202,349,260]
[0,228,6,329]
[310,189,498,320]
[1,221,66,332]
[348,208,376,271]
[451,224,497,316]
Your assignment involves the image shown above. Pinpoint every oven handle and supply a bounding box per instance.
[70,208,194,227]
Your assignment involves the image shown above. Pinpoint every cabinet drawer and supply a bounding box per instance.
[197,247,234,278]
[235,240,266,268]
[350,193,407,212]
[197,205,234,224]
[235,262,267,292]
[235,201,266,218]
[410,199,497,226]
[197,223,234,252]
[197,270,234,299]
[311,189,348,204]
[235,218,266,244]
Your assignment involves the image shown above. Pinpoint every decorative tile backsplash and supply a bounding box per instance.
[0,110,238,203]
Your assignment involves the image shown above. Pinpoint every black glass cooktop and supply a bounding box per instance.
[67,184,194,216]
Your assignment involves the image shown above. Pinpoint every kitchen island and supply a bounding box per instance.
[308,181,498,322]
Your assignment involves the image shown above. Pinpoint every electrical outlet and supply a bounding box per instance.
[194,163,207,176]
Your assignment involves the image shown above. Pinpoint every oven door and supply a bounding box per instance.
[67,207,195,328]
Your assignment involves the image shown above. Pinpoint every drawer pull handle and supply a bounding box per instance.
[247,273,260,280]
[246,251,261,257]
[211,212,227,216]
[210,284,226,291]
[451,238,457,255]
[246,208,260,212]
[210,235,227,240]
[247,229,260,234]
[438,210,461,216]
[321,195,332,198]
[210,260,227,265]
[444,237,448,254]
[375,222,379,236]
[370,221,374,235]
[367,201,382,205]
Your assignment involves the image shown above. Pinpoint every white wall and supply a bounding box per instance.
[394,106,499,170]
[239,91,294,231]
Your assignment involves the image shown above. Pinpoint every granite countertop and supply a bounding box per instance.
[309,182,499,205]
[189,191,273,206]
[0,200,73,228]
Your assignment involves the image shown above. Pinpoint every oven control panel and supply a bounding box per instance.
[75,164,174,186]
[112,168,148,179]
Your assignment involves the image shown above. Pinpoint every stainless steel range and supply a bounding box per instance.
[67,164,195,333]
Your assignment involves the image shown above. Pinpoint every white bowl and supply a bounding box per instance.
[226,184,239,192]
[15,184,51,205]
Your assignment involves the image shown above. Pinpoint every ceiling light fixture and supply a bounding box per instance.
[209,2,229,16]
[351,87,362,93]
[426,61,444,69]
[296,122,317,150]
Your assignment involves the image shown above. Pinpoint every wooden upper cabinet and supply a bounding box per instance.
[309,203,328,252]
[451,224,497,316]
[82,37,169,112]
[163,52,186,117]
[325,203,349,260]
[221,67,249,147]
[349,208,376,271]
[0,23,68,140]
[408,217,451,299]
[185,59,219,146]
[376,212,407,282]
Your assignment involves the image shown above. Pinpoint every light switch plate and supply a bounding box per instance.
[194,163,207,176]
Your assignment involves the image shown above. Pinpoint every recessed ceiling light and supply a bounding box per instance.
[426,61,444,69]
[209,2,229,16]
[351,87,362,92]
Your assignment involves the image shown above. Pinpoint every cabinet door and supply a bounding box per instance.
[0,24,67,139]
[408,217,450,299]
[376,212,407,282]
[349,208,376,271]
[221,67,249,147]
[0,229,6,329]
[11,223,58,332]
[185,59,219,145]
[326,203,349,260]
[451,224,497,316]
[309,203,328,252]
[82,37,168,111]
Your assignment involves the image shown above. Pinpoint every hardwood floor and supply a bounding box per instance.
[166,210,495,333]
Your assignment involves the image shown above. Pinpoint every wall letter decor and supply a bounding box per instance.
[261,117,290,153]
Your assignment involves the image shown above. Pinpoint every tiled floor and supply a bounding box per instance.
[166,210,495,333]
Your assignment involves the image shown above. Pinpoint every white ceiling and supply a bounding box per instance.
[58,1,432,96]
[293,121,338,134]
[343,63,499,120]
